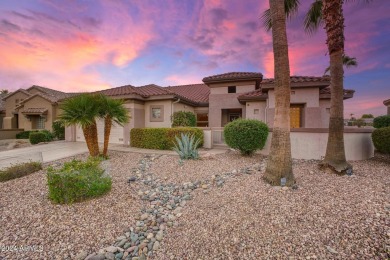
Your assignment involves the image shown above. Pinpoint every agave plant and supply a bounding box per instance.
[173,133,201,160]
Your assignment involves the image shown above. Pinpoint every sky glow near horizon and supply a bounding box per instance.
[0,0,389,117]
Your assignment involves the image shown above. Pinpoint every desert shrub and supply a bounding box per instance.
[130,127,203,150]
[171,111,196,127]
[29,132,47,144]
[224,119,269,156]
[173,133,200,160]
[165,127,203,149]
[52,120,65,140]
[372,126,390,154]
[0,161,42,182]
[16,131,35,139]
[373,115,390,128]
[47,158,111,204]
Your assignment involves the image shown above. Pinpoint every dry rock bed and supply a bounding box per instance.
[1,151,389,260]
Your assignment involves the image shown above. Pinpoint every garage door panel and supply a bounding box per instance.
[75,120,124,144]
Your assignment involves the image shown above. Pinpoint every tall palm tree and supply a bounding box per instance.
[262,0,363,173]
[59,94,100,157]
[263,0,295,186]
[97,95,129,157]
[320,0,352,173]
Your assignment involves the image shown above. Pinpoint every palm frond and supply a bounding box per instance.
[304,0,323,34]
[261,0,300,31]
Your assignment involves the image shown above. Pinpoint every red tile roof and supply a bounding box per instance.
[203,72,263,83]
[166,84,210,104]
[136,84,172,97]
[237,89,268,100]
[262,75,331,84]
[384,99,390,106]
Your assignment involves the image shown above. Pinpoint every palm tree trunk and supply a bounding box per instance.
[90,121,100,157]
[82,125,95,156]
[264,0,295,186]
[321,0,351,173]
[103,116,112,157]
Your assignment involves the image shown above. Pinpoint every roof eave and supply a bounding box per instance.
[203,77,263,85]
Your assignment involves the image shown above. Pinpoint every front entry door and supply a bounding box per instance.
[290,105,303,128]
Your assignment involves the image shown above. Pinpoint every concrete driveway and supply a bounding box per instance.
[0,141,89,169]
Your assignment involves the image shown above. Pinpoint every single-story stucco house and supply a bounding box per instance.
[384,98,390,115]
[1,72,355,146]
[0,85,78,131]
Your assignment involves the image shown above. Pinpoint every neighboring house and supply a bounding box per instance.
[0,93,6,129]
[384,99,390,115]
[2,72,355,145]
[1,85,75,131]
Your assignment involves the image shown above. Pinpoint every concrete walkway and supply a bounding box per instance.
[0,141,227,169]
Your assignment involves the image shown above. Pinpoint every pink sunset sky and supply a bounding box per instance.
[0,0,389,117]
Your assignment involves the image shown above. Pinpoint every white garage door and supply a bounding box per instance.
[75,119,124,144]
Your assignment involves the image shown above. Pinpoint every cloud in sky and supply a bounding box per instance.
[0,0,389,117]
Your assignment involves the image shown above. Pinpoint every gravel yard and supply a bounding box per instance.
[0,151,389,259]
[0,152,144,260]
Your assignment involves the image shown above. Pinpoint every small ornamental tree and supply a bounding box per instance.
[171,111,196,127]
[224,119,269,156]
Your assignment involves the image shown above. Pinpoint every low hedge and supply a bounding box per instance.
[0,161,42,182]
[16,131,35,139]
[47,158,112,204]
[373,115,390,128]
[130,127,203,150]
[372,126,390,154]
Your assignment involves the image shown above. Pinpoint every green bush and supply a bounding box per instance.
[131,127,203,150]
[373,115,390,128]
[173,133,200,160]
[224,119,269,156]
[0,161,42,182]
[171,111,196,127]
[372,126,390,154]
[29,132,47,144]
[52,121,65,140]
[39,130,54,142]
[47,158,112,204]
[16,131,35,139]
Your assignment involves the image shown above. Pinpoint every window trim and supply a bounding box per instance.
[150,105,164,122]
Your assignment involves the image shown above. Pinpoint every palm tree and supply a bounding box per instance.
[320,0,352,173]
[59,94,100,157]
[97,95,129,157]
[262,0,364,174]
[263,0,295,186]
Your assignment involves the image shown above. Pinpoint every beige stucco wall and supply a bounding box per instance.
[19,96,55,131]
[0,129,24,140]
[208,82,251,127]
[257,131,374,160]
[3,91,30,129]
[173,102,195,113]
[245,101,266,122]
[209,80,256,94]
[144,100,173,128]
[206,128,374,160]
[266,88,326,128]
